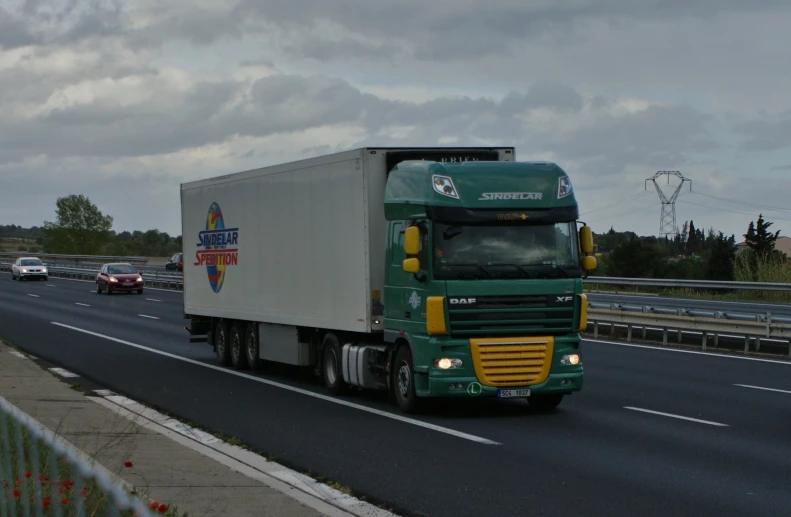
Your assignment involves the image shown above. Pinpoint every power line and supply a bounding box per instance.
[580,191,651,216]
[680,199,791,222]
[689,191,791,214]
[587,201,660,223]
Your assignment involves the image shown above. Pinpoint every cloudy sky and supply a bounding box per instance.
[2,0,791,243]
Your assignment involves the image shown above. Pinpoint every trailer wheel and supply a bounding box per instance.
[244,322,263,372]
[321,333,348,395]
[392,345,420,414]
[214,320,231,366]
[230,322,249,370]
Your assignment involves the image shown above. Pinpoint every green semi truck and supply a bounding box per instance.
[182,147,596,413]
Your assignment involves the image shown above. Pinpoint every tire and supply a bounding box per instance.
[137,289,144,295]
[244,323,263,373]
[229,322,249,370]
[214,320,231,366]
[43,276,48,282]
[392,345,420,414]
[321,333,348,395]
[527,394,564,412]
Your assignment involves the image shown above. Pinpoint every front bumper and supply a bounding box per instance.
[108,282,144,291]
[18,271,47,279]
[412,334,584,398]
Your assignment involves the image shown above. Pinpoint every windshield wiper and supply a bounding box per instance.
[442,263,495,279]
[489,263,533,278]
[520,262,571,278]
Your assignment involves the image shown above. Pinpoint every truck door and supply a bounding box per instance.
[385,221,430,331]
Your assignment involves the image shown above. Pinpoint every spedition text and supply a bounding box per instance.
[194,249,239,266]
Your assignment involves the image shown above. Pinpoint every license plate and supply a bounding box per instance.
[497,388,531,398]
[123,283,134,287]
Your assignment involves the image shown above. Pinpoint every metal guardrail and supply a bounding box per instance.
[587,301,791,323]
[585,276,791,292]
[0,395,155,516]
[586,308,791,357]
[0,252,149,265]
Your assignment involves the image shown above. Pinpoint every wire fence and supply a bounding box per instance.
[0,396,156,517]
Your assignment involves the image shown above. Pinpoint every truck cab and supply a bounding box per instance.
[381,160,596,412]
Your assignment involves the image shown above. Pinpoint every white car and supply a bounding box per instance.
[11,257,48,281]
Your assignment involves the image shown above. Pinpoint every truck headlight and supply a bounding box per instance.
[561,354,581,365]
[434,358,463,369]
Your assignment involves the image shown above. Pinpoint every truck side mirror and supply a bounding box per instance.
[403,258,420,274]
[404,226,420,256]
[581,255,597,271]
[579,225,593,254]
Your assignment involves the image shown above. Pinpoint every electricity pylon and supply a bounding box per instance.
[645,171,691,238]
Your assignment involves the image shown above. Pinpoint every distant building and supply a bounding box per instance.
[735,236,791,257]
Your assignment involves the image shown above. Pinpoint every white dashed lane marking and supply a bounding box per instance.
[734,384,791,395]
[138,314,160,320]
[624,406,729,427]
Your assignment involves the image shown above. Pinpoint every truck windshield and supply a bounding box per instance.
[432,222,580,280]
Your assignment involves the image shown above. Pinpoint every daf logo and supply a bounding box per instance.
[449,298,477,305]
[556,296,573,303]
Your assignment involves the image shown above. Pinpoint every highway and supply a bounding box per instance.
[2,275,791,517]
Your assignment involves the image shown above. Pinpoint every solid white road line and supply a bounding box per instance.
[10,350,27,359]
[585,338,791,366]
[138,314,159,320]
[75,302,91,307]
[624,406,729,427]
[27,294,39,298]
[49,367,79,378]
[50,322,501,446]
[734,384,791,395]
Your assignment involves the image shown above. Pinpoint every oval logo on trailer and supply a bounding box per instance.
[194,202,240,293]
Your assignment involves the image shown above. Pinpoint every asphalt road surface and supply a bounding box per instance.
[1,275,790,517]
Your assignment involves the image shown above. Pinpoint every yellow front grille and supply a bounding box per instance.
[469,337,554,387]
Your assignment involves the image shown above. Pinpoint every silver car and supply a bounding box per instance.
[11,257,48,281]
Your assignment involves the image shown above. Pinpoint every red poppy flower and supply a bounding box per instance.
[125,461,134,468]
[158,504,168,513]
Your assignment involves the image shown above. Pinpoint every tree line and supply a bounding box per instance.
[594,214,788,282]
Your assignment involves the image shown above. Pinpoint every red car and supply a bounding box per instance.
[96,262,145,295]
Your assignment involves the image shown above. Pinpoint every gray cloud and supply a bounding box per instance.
[733,111,791,151]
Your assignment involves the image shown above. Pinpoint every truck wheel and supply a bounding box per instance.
[321,333,348,395]
[230,322,249,370]
[214,320,231,366]
[244,323,263,372]
[528,394,564,412]
[392,346,420,414]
